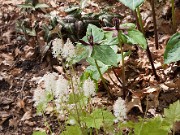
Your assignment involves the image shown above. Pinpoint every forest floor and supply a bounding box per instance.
[0,0,180,134]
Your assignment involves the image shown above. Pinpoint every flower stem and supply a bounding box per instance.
[171,0,176,33]
[117,32,126,99]
[151,0,159,50]
[94,59,112,98]
[136,7,159,81]
[69,71,85,134]
[136,7,145,34]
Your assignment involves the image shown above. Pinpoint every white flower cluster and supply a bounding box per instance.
[43,72,58,92]
[33,88,47,108]
[52,38,63,58]
[33,72,96,115]
[83,77,96,97]
[52,38,76,62]
[113,97,127,122]
[33,72,69,114]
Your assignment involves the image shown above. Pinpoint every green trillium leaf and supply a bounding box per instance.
[127,29,147,49]
[164,32,180,64]
[118,0,144,10]
[91,45,118,66]
[86,24,104,43]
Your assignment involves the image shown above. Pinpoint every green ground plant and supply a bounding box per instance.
[118,0,159,80]
[32,26,180,135]
[164,32,180,64]
[16,1,180,134]
[18,0,49,11]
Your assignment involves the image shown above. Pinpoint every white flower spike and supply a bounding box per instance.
[113,97,127,122]
[62,38,76,61]
[52,38,63,58]
[83,77,96,97]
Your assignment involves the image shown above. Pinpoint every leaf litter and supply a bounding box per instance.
[0,0,179,134]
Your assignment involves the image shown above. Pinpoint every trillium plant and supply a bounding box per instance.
[74,23,147,98]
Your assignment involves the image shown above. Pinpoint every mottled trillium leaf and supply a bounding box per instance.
[86,65,109,81]
[72,43,91,64]
[86,24,104,43]
[118,0,144,10]
[92,45,117,66]
[127,29,147,50]
[120,23,136,30]
[164,32,180,64]
[103,31,118,46]
[85,57,109,80]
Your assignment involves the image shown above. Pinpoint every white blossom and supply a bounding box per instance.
[83,77,96,97]
[52,38,75,62]
[54,98,62,111]
[69,119,76,125]
[113,97,127,122]
[52,38,63,58]
[43,72,58,92]
[62,38,76,61]
[54,75,69,99]
[33,88,47,107]
[71,75,80,93]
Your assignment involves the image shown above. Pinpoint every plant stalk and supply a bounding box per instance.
[171,0,176,33]
[94,59,112,98]
[117,32,126,99]
[151,0,159,50]
[69,71,85,134]
[136,7,159,81]
[136,7,145,34]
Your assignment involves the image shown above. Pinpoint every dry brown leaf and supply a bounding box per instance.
[160,83,170,92]
[126,95,143,113]
[14,47,22,57]
[1,0,23,5]
[0,111,11,125]
[144,86,161,108]
[21,110,32,121]
[174,121,180,133]
[23,45,35,60]
[0,97,13,105]
[49,0,57,7]
[24,120,36,126]
[17,99,25,109]
[2,29,13,43]
[9,117,18,128]
[10,68,22,77]
[165,81,178,89]
[144,86,161,94]
[53,65,64,74]
[1,53,14,65]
